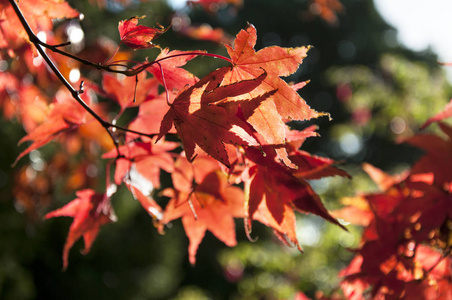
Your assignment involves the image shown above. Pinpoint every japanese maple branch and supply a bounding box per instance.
[25,22,233,77]
[9,0,104,123]
[8,0,154,147]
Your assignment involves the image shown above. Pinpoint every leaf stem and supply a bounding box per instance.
[33,37,232,76]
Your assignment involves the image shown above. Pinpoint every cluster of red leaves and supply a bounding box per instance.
[122,24,346,264]
[5,3,449,300]
[1,1,115,224]
[319,116,452,298]
[3,0,349,269]
[0,0,79,53]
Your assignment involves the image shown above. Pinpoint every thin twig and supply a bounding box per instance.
[40,40,232,76]
[9,0,102,121]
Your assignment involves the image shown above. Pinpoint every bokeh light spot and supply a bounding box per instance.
[390,116,406,134]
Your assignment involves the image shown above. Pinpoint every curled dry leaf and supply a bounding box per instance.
[118,16,170,49]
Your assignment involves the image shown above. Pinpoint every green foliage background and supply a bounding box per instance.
[1,0,450,299]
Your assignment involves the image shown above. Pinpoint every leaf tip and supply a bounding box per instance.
[297,243,304,253]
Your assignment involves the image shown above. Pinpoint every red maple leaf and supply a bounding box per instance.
[118,16,170,50]
[335,168,411,286]
[103,139,178,220]
[356,191,409,277]
[332,163,406,228]
[338,255,369,300]
[403,245,452,300]
[340,244,452,299]
[399,124,452,243]
[157,66,272,167]
[160,156,244,264]
[244,146,347,249]
[102,139,177,189]
[290,149,350,180]
[45,189,117,270]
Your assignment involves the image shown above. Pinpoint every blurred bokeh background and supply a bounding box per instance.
[1,0,451,299]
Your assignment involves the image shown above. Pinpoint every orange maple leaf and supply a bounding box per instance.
[160,156,244,264]
[223,25,327,166]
